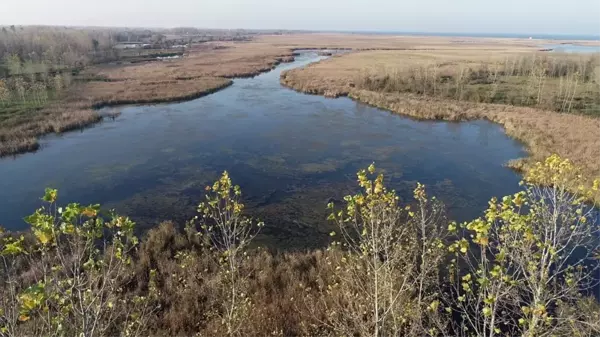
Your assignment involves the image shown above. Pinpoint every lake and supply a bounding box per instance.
[542,43,600,53]
[0,52,526,248]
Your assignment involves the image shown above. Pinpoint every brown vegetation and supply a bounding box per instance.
[281,49,600,199]
[256,33,559,51]
[90,42,295,81]
[355,53,600,115]
[81,77,232,108]
[0,105,101,156]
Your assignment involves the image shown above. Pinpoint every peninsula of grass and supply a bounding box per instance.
[280,49,600,201]
[86,78,233,108]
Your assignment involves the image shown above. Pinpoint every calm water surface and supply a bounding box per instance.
[0,53,526,248]
[542,44,600,53]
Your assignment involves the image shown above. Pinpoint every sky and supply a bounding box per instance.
[2,0,600,36]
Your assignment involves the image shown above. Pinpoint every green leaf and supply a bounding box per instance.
[2,240,24,256]
[42,188,57,203]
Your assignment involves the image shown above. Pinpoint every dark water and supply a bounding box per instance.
[0,53,526,248]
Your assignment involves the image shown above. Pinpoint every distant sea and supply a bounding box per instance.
[338,31,600,41]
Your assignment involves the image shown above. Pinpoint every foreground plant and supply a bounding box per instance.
[2,155,600,337]
[303,164,449,337]
[0,189,154,337]
[187,171,264,336]
[450,154,600,337]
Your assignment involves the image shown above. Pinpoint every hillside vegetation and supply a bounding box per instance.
[1,156,599,336]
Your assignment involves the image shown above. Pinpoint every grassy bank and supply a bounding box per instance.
[0,105,102,157]
[355,53,600,116]
[84,78,233,108]
[281,49,600,200]
[90,42,295,81]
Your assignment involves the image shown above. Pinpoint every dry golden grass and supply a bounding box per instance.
[79,77,232,107]
[76,42,296,108]
[281,49,600,196]
[0,136,39,156]
[0,106,101,156]
[281,49,556,96]
[256,33,555,51]
[91,42,295,81]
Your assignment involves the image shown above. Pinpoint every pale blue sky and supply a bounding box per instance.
[2,0,600,35]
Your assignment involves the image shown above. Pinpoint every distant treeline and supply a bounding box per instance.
[0,26,117,73]
[0,25,285,78]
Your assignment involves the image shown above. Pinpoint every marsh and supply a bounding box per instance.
[0,52,525,248]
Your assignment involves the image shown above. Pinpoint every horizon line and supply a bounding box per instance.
[1,24,599,40]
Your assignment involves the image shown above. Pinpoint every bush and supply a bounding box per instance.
[0,189,156,337]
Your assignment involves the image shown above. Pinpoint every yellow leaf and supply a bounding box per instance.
[34,230,52,245]
[81,208,97,217]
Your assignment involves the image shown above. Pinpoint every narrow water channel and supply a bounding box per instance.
[0,52,526,248]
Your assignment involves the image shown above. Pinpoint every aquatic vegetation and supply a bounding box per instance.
[299,159,341,173]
